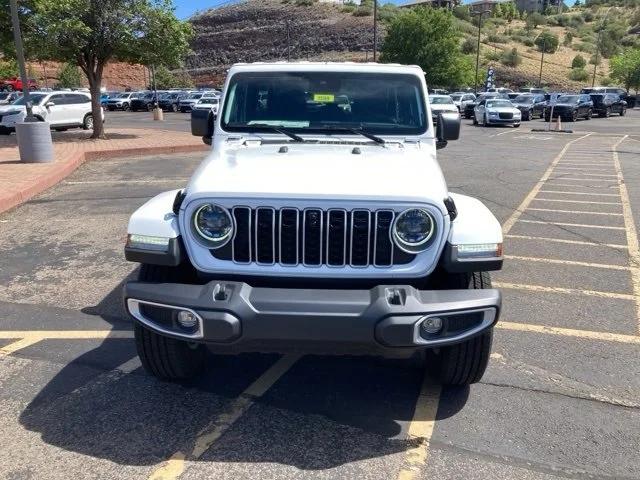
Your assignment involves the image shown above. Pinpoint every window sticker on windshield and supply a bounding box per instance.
[313,93,335,103]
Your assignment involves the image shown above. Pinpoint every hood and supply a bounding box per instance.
[0,105,26,113]
[553,103,579,109]
[431,105,458,113]
[186,139,448,208]
[486,106,519,113]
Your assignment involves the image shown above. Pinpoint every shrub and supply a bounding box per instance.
[576,42,594,53]
[295,0,313,6]
[600,76,612,86]
[568,68,589,81]
[485,51,501,61]
[563,32,573,46]
[500,47,522,67]
[353,6,372,16]
[589,54,601,65]
[523,37,535,46]
[487,33,508,43]
[452,5,471,22]
[461,37,478,54]
[582,10,594,22]
[572,54,586,69]
[535,31,559,53]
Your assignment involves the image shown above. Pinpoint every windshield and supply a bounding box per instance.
[486,100,512,108]
[222,71,427,135]
[450,94,462,101]
[187,93,203,99]
[429,96,453,105]
[12,94,47,106]
[557,95,579,103]
[514,95,534,103]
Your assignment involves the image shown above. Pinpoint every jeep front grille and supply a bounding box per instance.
[211,207,415,267]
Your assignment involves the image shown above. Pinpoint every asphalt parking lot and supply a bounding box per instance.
[1,110,640,479]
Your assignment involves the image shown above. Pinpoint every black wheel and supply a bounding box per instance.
[472,115,478,125]
[586,109,592,120]
[147,103,154,111]
[122,103,130,111]
[525,109,532,121]
[514,123,521,128]
[426,272,494,386]
[132,264,206,381]
[604,107,610,118]
[171,103,178,112]
[569,111,577,122]
[82,114,93,130]
[621,107,626,116]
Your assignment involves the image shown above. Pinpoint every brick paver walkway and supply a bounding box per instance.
[0,128,207,213]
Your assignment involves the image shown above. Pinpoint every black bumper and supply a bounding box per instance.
[123,280,501,351]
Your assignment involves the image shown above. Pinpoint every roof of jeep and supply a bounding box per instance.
[228,62,424,75]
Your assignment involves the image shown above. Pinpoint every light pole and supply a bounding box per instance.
[471,10,491,94]
[538,35,546,88]
[9,0,35,120]
[373,0,378,62]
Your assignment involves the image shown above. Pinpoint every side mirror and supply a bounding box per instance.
[45,101,55,107]
[436,112,461,150]
[191,108,214,145]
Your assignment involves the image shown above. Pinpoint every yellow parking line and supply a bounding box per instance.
[527,207,622,216]
[612,136,640,334]
[518,219,625,230]
[501,133,592,235]
[0,330,133,339]
[493,281,635,301]
[539,190,620,197]
[504,255,630,270]
[533,198,621,205]
[395,375,441,480]
[497,321,640,345]
[147,354,300,480]
[544,183,619,189]
[0,338,43,356]
[505,234,627,249]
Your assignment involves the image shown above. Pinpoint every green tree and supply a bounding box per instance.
[16,0,192,138]
[500,47,522,67]
[526,12,546,30]
[535,31,559,53]
[572,54,586,68]
[610,49,640,92]
[461,37,477,54]
[381,7,473,88]
[493,3,503,18]
[57,62,82,88]
[0,58,18,79]
[152,65,193,89]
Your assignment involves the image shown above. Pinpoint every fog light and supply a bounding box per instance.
[421,316,443,335]
[177,310,198,329]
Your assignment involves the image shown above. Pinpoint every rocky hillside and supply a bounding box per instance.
[25,61,148,91]
[187,0,379,86]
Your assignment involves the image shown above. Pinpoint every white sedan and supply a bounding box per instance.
[473,98,521,127]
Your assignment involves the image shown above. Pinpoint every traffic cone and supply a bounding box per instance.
[555,115,562,131]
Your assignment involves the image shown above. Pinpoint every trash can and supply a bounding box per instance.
[153,108,164,121]
[15,121,54,163]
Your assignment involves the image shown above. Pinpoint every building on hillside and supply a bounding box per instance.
[468,0,511,14]
[398,0,460,9]
[514,0,563,13]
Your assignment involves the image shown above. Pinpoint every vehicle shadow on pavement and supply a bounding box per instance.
[18,276,470,469]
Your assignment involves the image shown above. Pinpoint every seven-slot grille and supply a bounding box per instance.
[210,207,416,267]
[498,112,513,119]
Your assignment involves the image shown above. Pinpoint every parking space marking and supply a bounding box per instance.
[504,255,630,270]
[497,321,640,345]
[501,133,593,235]
[395,375,441,480]
[547,177,617,182]
[493,281,635,300]
[527,207,622,216]
[539,190,621,197]
[0,338,43,356]
[612,136,640,334]
[544,182,619,189]
[518,219,625,230]
[505,234,627,249]
[147,354,301,480]
[533,198,621,205]
[554,167,614,171]
[554,173,618,178]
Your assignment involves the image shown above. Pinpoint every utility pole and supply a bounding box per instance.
[10,0,35,119]
[471,10,491,94]
[373,0,378,62]
[538,36,546,88]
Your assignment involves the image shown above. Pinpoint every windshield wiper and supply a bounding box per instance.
[314,126,386,144]
[233,123,305,142]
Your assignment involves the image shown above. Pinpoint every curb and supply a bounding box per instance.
[0,143,207,215]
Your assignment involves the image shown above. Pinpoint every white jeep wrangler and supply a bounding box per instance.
[123,63,503,386]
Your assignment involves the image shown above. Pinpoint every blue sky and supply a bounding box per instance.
[174,0,575,20]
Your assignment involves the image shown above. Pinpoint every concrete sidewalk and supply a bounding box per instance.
[0,127,207,214]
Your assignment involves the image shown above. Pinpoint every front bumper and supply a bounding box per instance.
[123,280,501,351]
[486,117,520,125]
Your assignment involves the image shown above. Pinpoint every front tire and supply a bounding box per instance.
[132,264,206,381]
[426,272,494,386]
[82,114,93,130]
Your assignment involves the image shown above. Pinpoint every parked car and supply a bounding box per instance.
[429,94,458,122]
[507,93,520,101]
[449,92,476,112]
[581,87,636,108]
[0,91,22,105]
[0,90,102,133]
[589,93,627,117]
[179,92,205,112]
[1,77,38,91]
[193,96,220,116]
[545,94,593,122]
[519,87,546,95]
[463,92,507,119]
[130,91,159,111]
[124,62,504,387]
[105,92,140,111]
[474,98,521,127]
[485,87,513,94]
[511,94,546,120]
[158,92,187,112]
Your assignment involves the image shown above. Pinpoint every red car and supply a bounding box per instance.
[1,77,38,91]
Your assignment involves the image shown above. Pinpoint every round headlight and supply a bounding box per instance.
[193,204,233,248]
[393,208,435,253]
